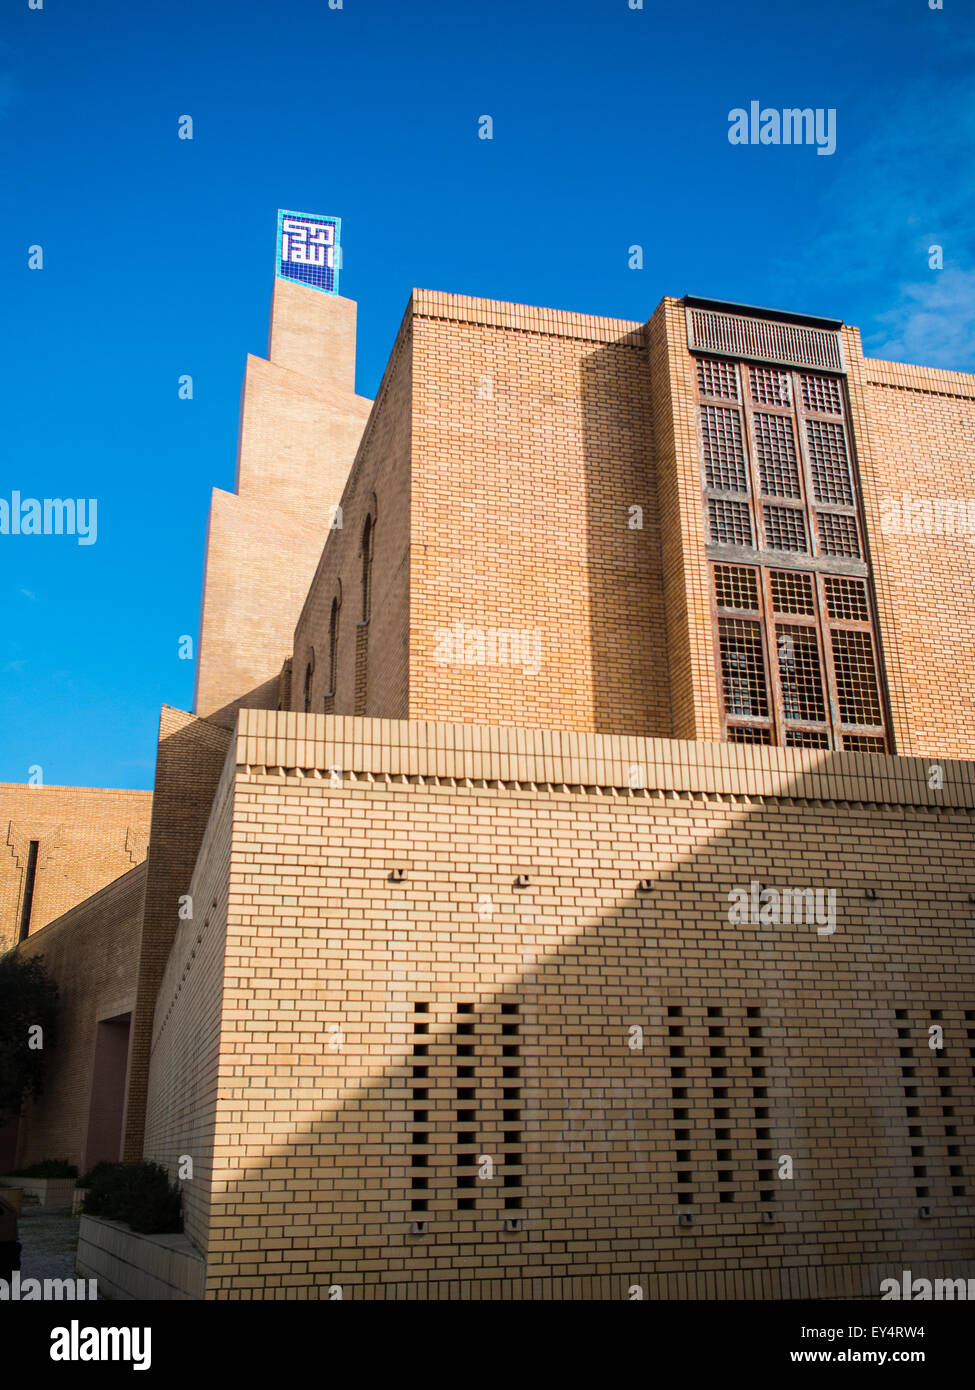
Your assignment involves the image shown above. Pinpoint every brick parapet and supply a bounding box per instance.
[236,710,974,809]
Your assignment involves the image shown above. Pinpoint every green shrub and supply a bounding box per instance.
[10,1159,78,1179]
[81,1162,182,1235]
[75,1161,118,1189]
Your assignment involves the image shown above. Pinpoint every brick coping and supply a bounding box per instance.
[235,711,975,810]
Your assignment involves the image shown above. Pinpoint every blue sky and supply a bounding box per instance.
[1,0,971,789]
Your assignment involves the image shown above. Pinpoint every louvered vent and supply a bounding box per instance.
[687,307,844,371]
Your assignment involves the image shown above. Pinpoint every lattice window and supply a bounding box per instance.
[786,729,831,749]
[709,498,753,547]
[770,569,815,615]
[763,504,808,553]
[699,345,887,752]
[754,413,801,498]
[713,563,759,611]
[750,366,791,407]
[701,404,748,491]
[801,373,842,414]
[824,575,870,622]
[697,357,739,400]
[727,724,772,745]
[805,418,853,506]
[831,630,882,725]
[718,618,769,718]
[817,511,860,558]
[776,625,826,723]
[843,733,886,753]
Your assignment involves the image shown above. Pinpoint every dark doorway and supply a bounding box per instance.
[83,1014,131,1171]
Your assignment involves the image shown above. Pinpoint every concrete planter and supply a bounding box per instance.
[0,1176,77,1208]
[76,1215,204,1300]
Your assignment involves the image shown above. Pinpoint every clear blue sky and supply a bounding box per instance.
[1,0,971,789]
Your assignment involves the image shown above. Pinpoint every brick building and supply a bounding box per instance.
[3,219,974,1298]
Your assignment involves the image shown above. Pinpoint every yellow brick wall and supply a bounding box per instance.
[123,707,233,1163]
[408,292,671,735]
[845,331,975,758]
[292,312,413,722]
[143,740,237,1254]
[0,783,152,954]
[195,282,372,724]
[147,712,974,1299]
[646,299,720,742]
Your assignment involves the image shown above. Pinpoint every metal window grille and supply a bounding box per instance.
[709,497,753,547]
[824,575,870,622]
[785,729,831,749]
[763,504,808,553]
[831,629,883,725]
[776,624,827,723]
[697,357,739,400]
[842,732,886,753]
[750,366,791,407]
[801,373,842,414]
[754,413,801,498]
[713,563,759,611]
[805,418,854,506]
[701,404,748,491]
[817,511,861,558]
[727,723,772,745]
[770,569,815,615]
[718,618,769,718]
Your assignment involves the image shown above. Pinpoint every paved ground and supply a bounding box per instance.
[17,1200,80,1283]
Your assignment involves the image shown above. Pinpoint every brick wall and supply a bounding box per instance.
[152,712,974,1299]
[292,311,413,722]
[0,783,152,954]
[143,738,236,1254]
[11,863,146,1169]
[845,332,975,758]
[195,282,372,724]
[408,292,670,736]
[646,299,718,741]
[122,707,233,1163]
